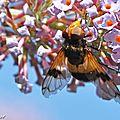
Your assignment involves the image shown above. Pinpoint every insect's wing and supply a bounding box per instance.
[95,78,120,101]
[42,49,71,98]
[84,52,120,101]
[95,73,120,102]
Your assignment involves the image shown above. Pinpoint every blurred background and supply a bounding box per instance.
[0,56,120,120]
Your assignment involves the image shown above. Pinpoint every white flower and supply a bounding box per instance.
[57,11,65,19]
[9,46,22,56]
[93,13,118,30]
[86,5,98,17]
[101,0,120,12]
[6,36,18,48]
[65,11,77,20]
[6,36,22,56]
[19,82,33,94]
[0,0,6,8]
[84,26,98,42]
[37,45,51,56]
[80,0,93,8]
[0,12,6,23]
[17,26,30,36]
[48,0,75,18]
[54,30,62,40]
[111,46,120,63]
[15,75,28,84]
[115,10,120,21]
[23,3,33,15]
[24,15,35,27]
[53,0,75,11]
[104,28,120,47]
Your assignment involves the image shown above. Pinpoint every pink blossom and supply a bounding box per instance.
[93,13,118,30]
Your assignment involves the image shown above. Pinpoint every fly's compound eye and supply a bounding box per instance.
[71,34,81,41]
[62,31,69,39]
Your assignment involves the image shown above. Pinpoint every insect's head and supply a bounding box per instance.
[62,19,85,40]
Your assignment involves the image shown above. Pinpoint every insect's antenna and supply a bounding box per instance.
[81,12,92,44]
[84,11,87,24]
[117,63,120,73]
[75,12,78,21]
[84,12,90,31]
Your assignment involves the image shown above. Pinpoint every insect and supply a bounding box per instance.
[42,20,120,101]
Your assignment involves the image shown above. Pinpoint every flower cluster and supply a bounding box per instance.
[0,0,120,94]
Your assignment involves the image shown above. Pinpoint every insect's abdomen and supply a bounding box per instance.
[71,72,98,82]
[67,59,98,82]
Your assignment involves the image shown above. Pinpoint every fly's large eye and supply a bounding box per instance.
[71,34,81,40]
[62,31,69,39]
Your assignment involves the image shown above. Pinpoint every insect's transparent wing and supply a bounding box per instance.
[95,77,120,101]
[42,71,70,98]
[42,49,71,98]
[85,51,120,101]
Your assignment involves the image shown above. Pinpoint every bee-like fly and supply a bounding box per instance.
[42,20,120,102]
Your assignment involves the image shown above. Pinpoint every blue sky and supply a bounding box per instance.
[0,56,120,120]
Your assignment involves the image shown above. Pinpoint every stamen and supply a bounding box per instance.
[115,35,120,43]
[66,0,71,5]
[105,4,111,9]
[86,31,93,37]
[106,19,113,26]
